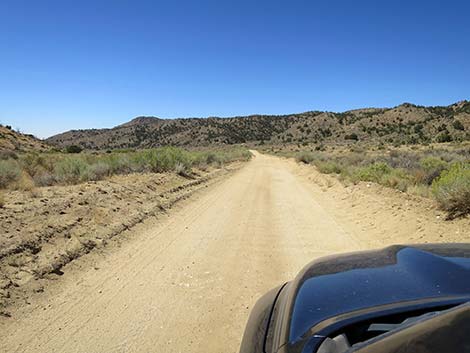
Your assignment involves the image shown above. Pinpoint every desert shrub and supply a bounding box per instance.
[453,120,465,131]
[33,170,57,187]
[408,184,431,198]
[142,147,192,173]
[314,161,342,174]
[20,153,51,177]
[419,156,448,184]
[54,157,89,183]
[432,163,470,218]
[285,144,469,202]
[0,159,21,188]
[0,150,18,160]
[103,154,134,174]
[296,151,315,164]
[386,151,420,169]
[205,152,219,164]
[352,162,392,183]
[342,152,366,167]
[380,169,410,191]
[436,132,452,143]
[345,133,358,141]
[202,152,225,167]
[65,145,83,154]
[15,171,35,191]
[174,162,191,177]
[85,162,111,181]
[420,156,447,171]
[0,147,251,188]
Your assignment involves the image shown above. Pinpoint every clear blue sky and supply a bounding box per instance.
[1,0,469,138]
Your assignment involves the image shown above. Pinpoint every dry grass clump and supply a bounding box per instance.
[0,146,252,190]
[16,171,35,191]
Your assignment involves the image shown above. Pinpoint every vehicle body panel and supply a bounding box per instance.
[350,302,470,353]
[240,243,470,353]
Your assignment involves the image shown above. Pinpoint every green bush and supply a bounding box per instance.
[54,157,89,183]
[420,156,447,171]
[419,156,448,185]
[352,162,392,183]
[0,160,21,188]
[284,145,469,202]
[103,154,133,174]
[0,147,251,188]
[432,163,470,218]
[142,147,192,173]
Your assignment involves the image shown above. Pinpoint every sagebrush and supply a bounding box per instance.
[0,146,251,189]
[277,145,470,217]
[432,163,470,219]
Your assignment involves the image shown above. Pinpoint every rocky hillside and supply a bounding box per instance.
[47,101,470,149]
[0,125,50,152]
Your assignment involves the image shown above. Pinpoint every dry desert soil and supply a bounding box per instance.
[0,151,468,353]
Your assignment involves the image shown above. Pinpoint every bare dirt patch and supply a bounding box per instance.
[289,158,469,247]
[0,164,242,315]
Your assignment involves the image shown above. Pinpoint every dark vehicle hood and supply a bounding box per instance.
[349,302,470,353]
[279,244,470,348]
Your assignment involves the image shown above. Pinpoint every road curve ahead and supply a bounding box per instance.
[1,151,363,353]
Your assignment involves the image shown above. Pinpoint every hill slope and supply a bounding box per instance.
[47,101,470,149]
[0,125,50,152]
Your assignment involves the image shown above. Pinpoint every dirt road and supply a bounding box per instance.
[1,152,467,353]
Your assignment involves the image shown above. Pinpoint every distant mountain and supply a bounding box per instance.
[0,125,50,152]
[46,101,470,150]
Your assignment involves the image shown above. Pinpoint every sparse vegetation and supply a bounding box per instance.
[274,144,470,218]
[46,101,470,150]
[0,147,251,189]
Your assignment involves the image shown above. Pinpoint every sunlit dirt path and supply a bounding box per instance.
[1,152,374,353]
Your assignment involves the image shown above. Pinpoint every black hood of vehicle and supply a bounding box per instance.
[285,244,470,345]
[349,302,470,353]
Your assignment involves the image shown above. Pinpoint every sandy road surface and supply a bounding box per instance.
[1,152,464,353]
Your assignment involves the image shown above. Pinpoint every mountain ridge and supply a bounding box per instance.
[46,101,470,150]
